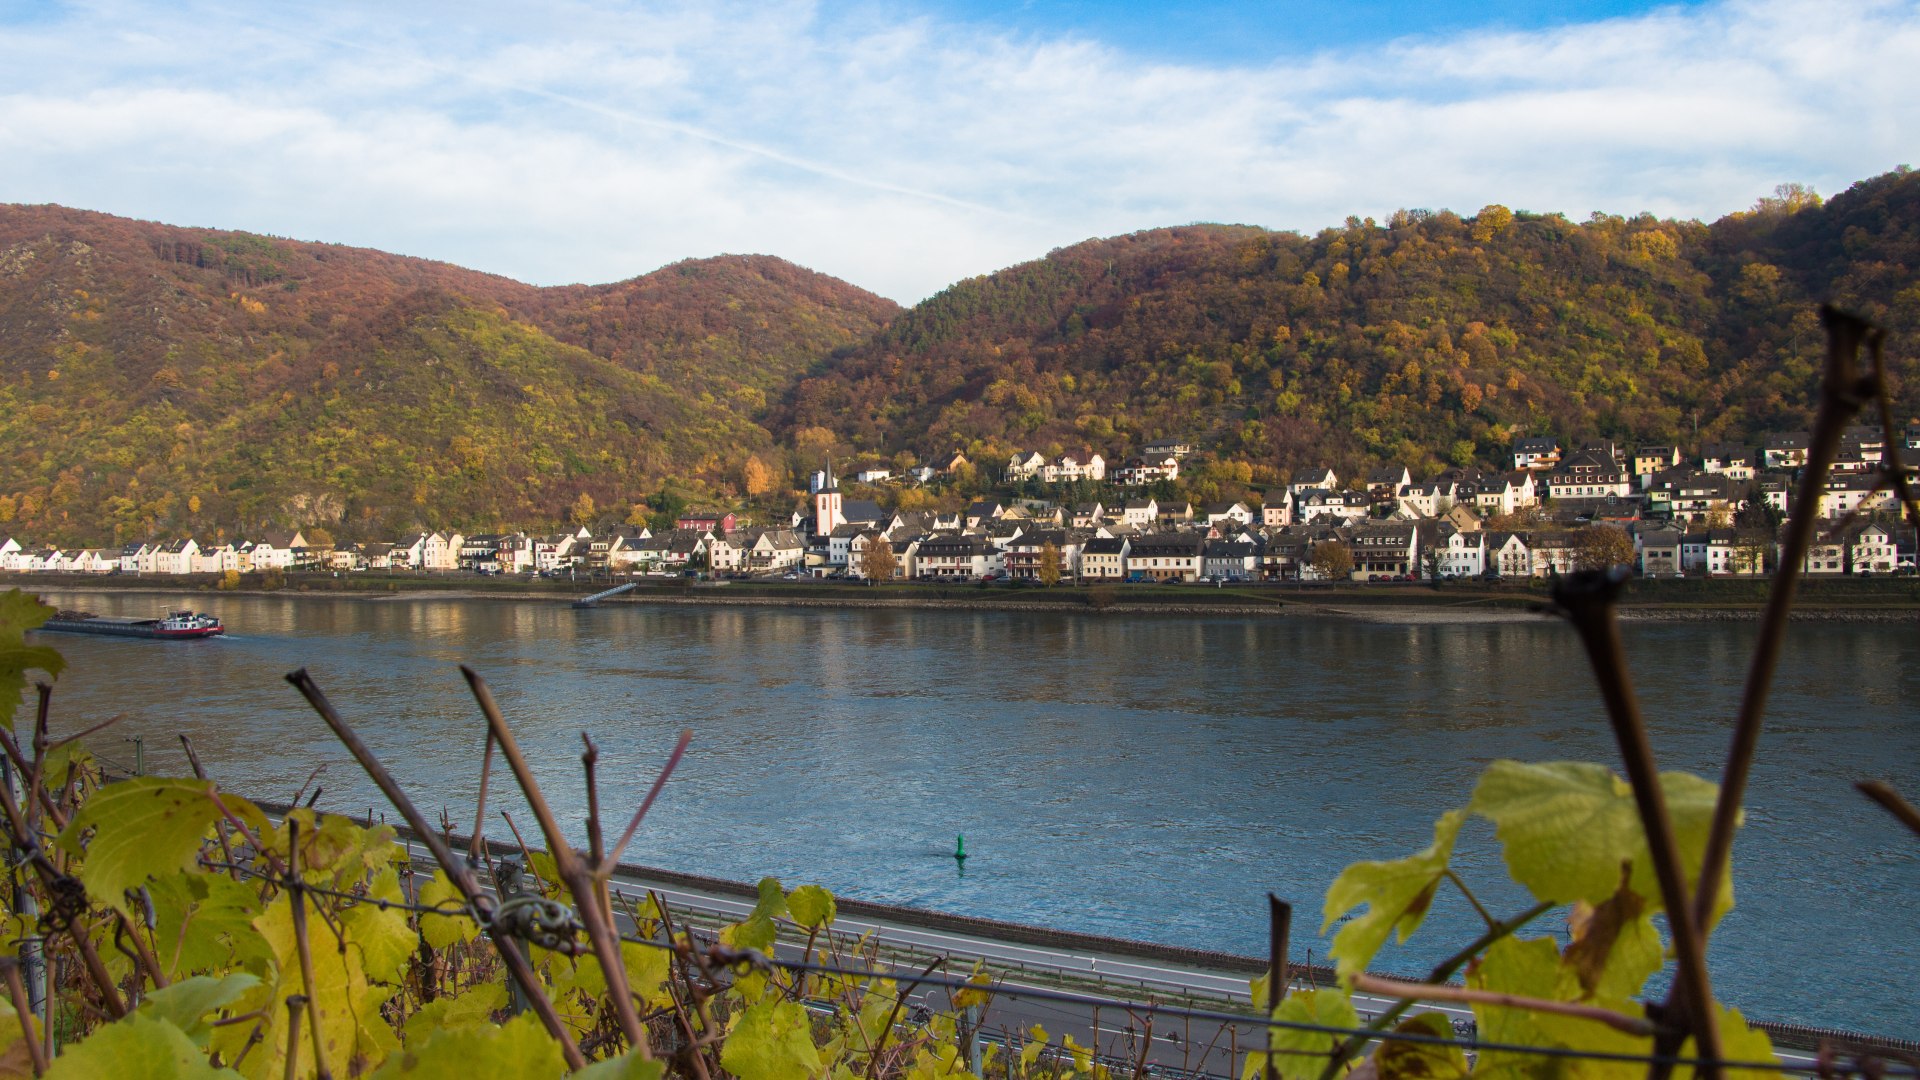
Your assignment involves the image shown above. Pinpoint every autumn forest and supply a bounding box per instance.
[0,168,1914,544]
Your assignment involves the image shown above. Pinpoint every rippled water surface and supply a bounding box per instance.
[28,590,1920,1034]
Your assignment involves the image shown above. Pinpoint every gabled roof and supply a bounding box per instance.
[1128,533,1205,556]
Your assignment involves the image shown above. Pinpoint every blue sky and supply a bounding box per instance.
[900,1,1716,63]
[0,1,1914,302]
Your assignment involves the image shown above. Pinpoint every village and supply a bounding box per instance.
[2,425,1916,586]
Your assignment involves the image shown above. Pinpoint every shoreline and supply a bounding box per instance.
[17,578,1918,623]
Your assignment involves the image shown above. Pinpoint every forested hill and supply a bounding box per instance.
[776,169,1920,484]
[0,206,897,543]
[0,169,1915,544]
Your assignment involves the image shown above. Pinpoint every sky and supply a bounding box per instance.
[0,0,1915,304]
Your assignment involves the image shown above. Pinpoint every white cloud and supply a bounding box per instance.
[0,0,1914,303]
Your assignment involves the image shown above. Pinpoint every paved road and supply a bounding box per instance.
[375,828,1826,1078]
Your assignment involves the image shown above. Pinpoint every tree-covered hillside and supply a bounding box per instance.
[776,170,1919,485]
[0,207,896,543]
[1,169,1915,543]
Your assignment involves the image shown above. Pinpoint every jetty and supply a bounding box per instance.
[571,582,639,608]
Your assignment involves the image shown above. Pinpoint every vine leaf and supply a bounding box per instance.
[722,998,824,1080]
[57,779,262,918]
[1322,810,1465,980]
[418,869,479,950]
[0,990,24,1066]
[1677,1006,1776,1080]
[1373,1013,1467,1080]
[344,900,417,985]
[1240,989,1361,1080]
[1468,761,1734,924]
[216,895,385,1079]
[720,877,791,952]
[562,942,673,1011]
[0,589,62,727]
[1018,1025,1050,1075]
[573,1051,668,1080]
[787,884,837,929]
[402,982,509,1046]
[39,741,92,791]
[44,1012,238,1079]
[137,973,261,1046]
[371,1012,566,1079]
[147,870,269,980]
[1467,936,1647,1080]
[1563,871,1663,1003]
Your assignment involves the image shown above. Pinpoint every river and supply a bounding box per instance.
[22,588,1920,1034]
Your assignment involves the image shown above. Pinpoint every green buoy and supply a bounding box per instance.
[954,834,968,862]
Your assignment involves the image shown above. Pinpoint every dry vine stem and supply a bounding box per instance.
[1552,566,1722,1076]
[464,667,650,1057]
[284,668,587,1071]
[1856,781,1920,840]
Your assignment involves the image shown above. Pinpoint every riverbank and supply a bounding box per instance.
[14,572,1920,622]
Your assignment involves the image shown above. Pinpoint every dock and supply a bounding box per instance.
[571,581,639,608]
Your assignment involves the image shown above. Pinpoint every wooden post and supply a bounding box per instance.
[1266,894,1291,1080]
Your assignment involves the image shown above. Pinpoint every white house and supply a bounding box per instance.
[1430,525,1486,579]
[1006,451,1047,480]
[154,538,200,574]
[1485,532,1531,578]
[1290,468,1339,497]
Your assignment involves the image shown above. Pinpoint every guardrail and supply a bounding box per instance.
[251,799,1917,1060]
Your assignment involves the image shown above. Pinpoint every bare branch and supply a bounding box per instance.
[1695,308,1880,934]
[1351,974,1655,1038]
[284,667,586,1070]
[1552,567,1721,1077]
[607,728,693,868]
[1858,780,1920,839]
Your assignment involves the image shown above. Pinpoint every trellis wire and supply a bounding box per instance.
[200,857,1916,1078]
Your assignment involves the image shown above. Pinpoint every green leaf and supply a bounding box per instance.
[1678,1006,1776,1080]
[402,981,508,1047]
[1468,761,1734,924]
[720,877,790,952]
[557,941,674,1011]
[147,870,269,979]
[417,870,478,950]
[0,590,63,728]
[787,884,837,930]
[1322,810,1464,980]
[721,998,824,1080]
[0,989,23,1061]
[573,1052,668,1080]
[372,1012,565,1079]
[1240,989,1361,1080]
[1467,936,1648,1080]
[58,779,247,917]
[137,974,261,1045]
[1373,1013,1467,1080]
[45,1012,239,1079]
[38,740,93,791]
[210,895,387,1080]
[344,901,418,984]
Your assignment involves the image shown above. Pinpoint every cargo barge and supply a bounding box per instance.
[37,610,224,639]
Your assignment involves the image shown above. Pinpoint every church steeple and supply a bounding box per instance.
[813,461,843,538]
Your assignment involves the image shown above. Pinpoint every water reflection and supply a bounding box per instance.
[22,589,1920,1033]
